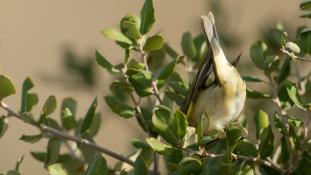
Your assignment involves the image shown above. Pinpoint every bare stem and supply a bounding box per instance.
[153,152,159,175]
[140,50,162,104]
[0,101,135,167]
[204,152,286,174]
[267,74,293,172]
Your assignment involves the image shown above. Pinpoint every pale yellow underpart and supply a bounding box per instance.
[188,65,246,135]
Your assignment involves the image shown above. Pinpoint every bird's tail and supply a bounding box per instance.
[201,12,219,43]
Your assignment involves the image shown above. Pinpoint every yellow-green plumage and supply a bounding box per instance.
[181,12,246,135]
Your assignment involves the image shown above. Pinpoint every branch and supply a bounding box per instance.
[138,46,162,104]
[0,101,135,167]
[280,48,311,62]
[205,152,286,174]
[267,74,293,172]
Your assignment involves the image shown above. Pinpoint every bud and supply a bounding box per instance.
[286,42,300,54]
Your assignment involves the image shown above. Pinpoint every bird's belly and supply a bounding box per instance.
[190,85,246,134]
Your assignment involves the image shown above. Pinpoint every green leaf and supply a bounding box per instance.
[234,141,258,157]
[0,116,8,138]
[80,98,98,134]
[242,76,263,83]
[254,110,269,139]
[277,58,291,84]
[259,126,274,159]
[226,127,243,148]
[104,95,134,118]
[301,12,311,18]
[31,152,47,162]
[300,28,311,54]
[193,33,206,62]
[110,81,133,93]
[45,137,61,167]
[286,84,305,110]
[156,60,176,80]
[61,97,77,130]
[120,14,141,40]
[250,40,268,69]
[41,95,57,117]
[265,56,280,73]
[279,136,289,163]
[87,113,102,137]
[152,106,183,146]
[293,152,311,175]
[181,32,197,59]
[143,34,164,52]
[48,163,68,175]
[84,153,108,175]
[14,155,24,171]
[233,163,254,175]
[140,0,155,35]
[95,51,120,73]
[146,137,173,155]
[6,170,20,175]
[78,133,98,163]
[165,91,184,106]
[128,70,153,97]
[133,156,148,175]
[101,28,132,45]
[20,77,38,113]
[300,0,311,10]
[246,89,271,99]
[131,138,150,149]
[169,81,188,96]
[164,43,178,58]
[171,157,202,175]
[0,75,16,101]
[175,110,187,139]
[20,133,42,143]
[288,115,303,127]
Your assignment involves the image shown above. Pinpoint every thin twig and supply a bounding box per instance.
[0,101,135,167]
[122,63,150,133]
[139,49,162,104]
[138,42,162,175]
[204,152,286,174]
[267,74,293,172]
[153,152,159,175]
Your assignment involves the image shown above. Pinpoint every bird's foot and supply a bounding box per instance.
[199,145,206,157]
[217,129,226,139]
[240,127,248,138]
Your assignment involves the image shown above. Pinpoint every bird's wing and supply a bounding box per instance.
[180,39,213,115]
[181,12,220,115]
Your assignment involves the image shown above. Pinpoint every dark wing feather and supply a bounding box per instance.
[180,48,213,114]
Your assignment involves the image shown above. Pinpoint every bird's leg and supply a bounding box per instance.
[240,127,248,138]
[199,145,206,157]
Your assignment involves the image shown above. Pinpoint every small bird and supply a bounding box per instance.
[181,12,246,137]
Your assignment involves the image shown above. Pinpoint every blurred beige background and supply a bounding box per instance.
[0,0,306,174]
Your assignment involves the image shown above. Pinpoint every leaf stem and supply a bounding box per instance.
[0,101,135,167]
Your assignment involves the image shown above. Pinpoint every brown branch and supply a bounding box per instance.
[267,73,293,172]
[205,152,286,174]
[0,101,135,167]
[139,49,162,104]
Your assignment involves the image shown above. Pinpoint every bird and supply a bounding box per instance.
[180,12,246,138]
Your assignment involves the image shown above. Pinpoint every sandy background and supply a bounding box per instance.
[0,0,306,174]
